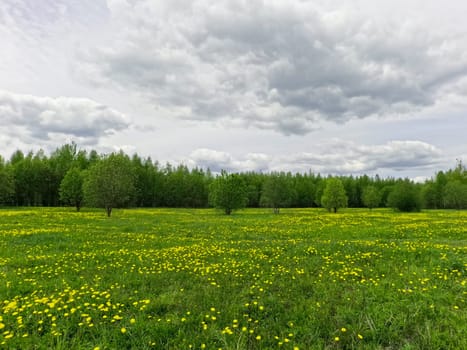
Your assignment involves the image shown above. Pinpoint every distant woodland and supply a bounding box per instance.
[0,143,466,215]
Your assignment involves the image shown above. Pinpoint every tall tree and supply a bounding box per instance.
[292,173,315,207]
[260,172,293,214]
[59,167,84,211]
[49,143,79,205]
[321,178,348,213]
[362,185,381,210]
[387,179,421,212]
[444,180,467,209]
[0,156,14,205]
[209,171,247,215]
[83,152,135,217]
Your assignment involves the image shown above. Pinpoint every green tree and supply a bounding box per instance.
[362,185,381,210]
[444,180,467,209]
[292,173,315,207]
[260,172,293,214]
[422,181,438,209]
[59,168,84,211]
[0,157,14,205]
[321,178,348,213]
[49,143,79,206]
[83,152,135,217]
[209,171,247,215]
[387,180,421,212]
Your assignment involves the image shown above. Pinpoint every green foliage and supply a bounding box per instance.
[0,208,465,349]
[362,185,381,209]
[163,164,210,208]
[444,180,467,209]
[2,144,467,211]
[387,180,422,212]
[0,157,15,205]
[292,173,316,207]
[321,178,348,213]
[260,172,293,213]
[59,168,84,211]
[83,153,135,216]
[209,171,247,215]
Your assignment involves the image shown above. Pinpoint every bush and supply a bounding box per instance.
[387,180,422,212]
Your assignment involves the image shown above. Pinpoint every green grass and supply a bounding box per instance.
[0,207,465,349]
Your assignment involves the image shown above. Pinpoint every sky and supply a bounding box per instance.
[1,0,466,180]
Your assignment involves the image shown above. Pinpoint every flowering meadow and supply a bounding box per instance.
[0,208,465,349]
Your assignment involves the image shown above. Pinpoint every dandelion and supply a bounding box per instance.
[130,318,136,324]
[341,327,347,332]
[121,327,127,334]
[357,334,364,340]
[334,336,340,342]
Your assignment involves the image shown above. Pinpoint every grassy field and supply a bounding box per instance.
[0,208,465,349]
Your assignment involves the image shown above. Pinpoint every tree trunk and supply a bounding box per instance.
[225,208,232,215]
[106,206,112,217]
[333,207,337,213]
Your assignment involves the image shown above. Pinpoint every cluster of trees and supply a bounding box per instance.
[0,143,466,215]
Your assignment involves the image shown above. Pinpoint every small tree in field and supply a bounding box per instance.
[59,167,84,211]
[321,178,348,213]
[387,180,421,212]
[209,171,247,215]
[362,185,381,210]
[83,152,135,217]
[260,173,293,214]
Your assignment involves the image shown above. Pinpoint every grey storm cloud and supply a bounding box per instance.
[75,0,467,135]
[186,140,442,175]
[0,90,130,144]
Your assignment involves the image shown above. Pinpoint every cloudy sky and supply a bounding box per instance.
[1,0,466,179]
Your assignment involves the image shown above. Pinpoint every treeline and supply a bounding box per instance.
[0,143,466,214]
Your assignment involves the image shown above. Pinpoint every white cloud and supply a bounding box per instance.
[185,140,443,175]
[0,90,130,148]
[0,0,465,178]
[186,148,271,173]
[74,0,467,135]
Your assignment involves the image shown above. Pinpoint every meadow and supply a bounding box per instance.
[0,208,465,349]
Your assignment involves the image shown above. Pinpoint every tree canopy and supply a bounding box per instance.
[1,143,466,213]
[387,180,422,212]
[209,171,247,215]
[83,153,135,217]
[59,167,84,211]
[362,185,381,210]
[321,178,348,213]
[260,172,293,214]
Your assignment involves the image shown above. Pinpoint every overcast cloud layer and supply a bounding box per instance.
[1,0,466,178]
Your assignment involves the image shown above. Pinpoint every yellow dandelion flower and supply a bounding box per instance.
[121,327,127,334]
